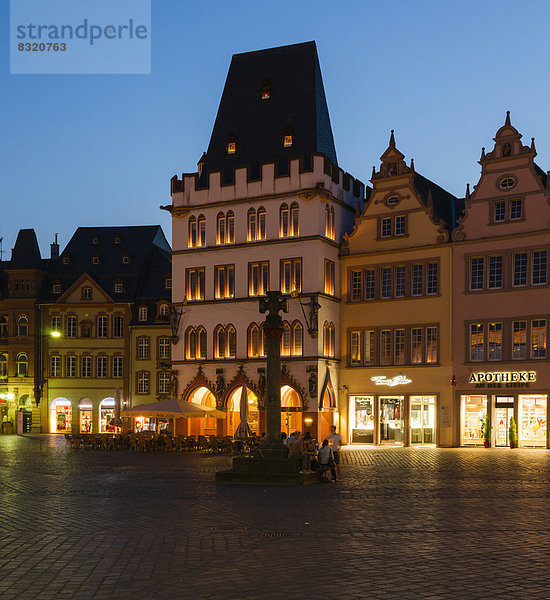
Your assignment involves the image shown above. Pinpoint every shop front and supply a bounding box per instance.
[79,399,92,433]
[348,378,437,446]
[459,370,548,448]
[50,398,72,433]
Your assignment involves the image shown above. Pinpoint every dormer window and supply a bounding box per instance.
[52,284,61,294]
[261,89,271,100]
[259,78,273,101]
[122,255,130,265]
[138,307,148,322]
[165,278,172,290]
[82,287,92,300]
[92,255,100,265]
[227,141,236,155]
[62,256,70,265]
[498,176,516,191]
[159,304,169,317]
[283,135,293,148]
[114,283,123,294]
[92,236,99,245]
[114,235,121,244]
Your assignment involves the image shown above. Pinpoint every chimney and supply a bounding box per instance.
[50,233,59,260]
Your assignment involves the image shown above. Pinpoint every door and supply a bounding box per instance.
[495,402,513,447]
[410,396,436,444]
[379,397,404,444]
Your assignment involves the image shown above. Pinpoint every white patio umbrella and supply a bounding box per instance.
[234,386,252,439]
[121,397,226,419]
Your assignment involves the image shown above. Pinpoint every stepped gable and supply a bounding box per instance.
[7,229,43,270]
[41,225,171,303]
[199,41,338,185]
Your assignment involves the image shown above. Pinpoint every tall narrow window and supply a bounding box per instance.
[412,264,423,296]
[66,316,77,338]
[97,356,107,378]
[138,307,148,322]
[513,252,527,287]
[381,267,392,299]
[494,200,506,222]
[470,323,484,361]
[365,269,375,300]
[257,207,266,240]
[247,208,257,241]
[512,320,527,359]
[411,328,423,364]
[97,316,108,338]
[381,217,392,238]
[186,328,197,359]
[364,330,375,365]
[216,212,226,245]
[215,265,235,299]
[394,215,406,236]
[51,316,61,333]
[282,323,291,356]
[394,329,405,364]
[50,356,61,377]
[532,250,547,285]
[249,262,269,296]
[137,372,150,394]
[324,260,335,296]
[226,211,235,243]
[158,337,170,360]
[198,327,207,359]
[510,198,522,220]
[531,319,547,359]
[290,202,299,236]
[488,322,503,361]
[197,214,206,246]
[81,356,92,378]
[350,271,362,302]
[470,257,484,290]
[325,205,335,240]
[188,216,197,248]
[426,327,438,363]
[0,353,6,377]
[380,330,392,365]
[186,267,205,301]
[66,356,76,378]
[281,259,302,294]
[158,372,170,394]
[137,337,150,360]
[112,356,123,378]
[323,322,335,358]
[350,331,362,365]
[16,353,28,377]
[215,326,225,359]
[394,266,406,298]
[426,262,439,295]
[279,204,289,237]
[488,256,503,289]
[113,316,124,338]
[292,322,303,356]
[227,326,236,358]
[0,315,7,337]
[249,324,261,358]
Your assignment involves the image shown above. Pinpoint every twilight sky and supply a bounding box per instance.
[2,0,550,258]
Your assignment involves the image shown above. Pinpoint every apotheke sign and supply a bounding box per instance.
[469,371,536,388]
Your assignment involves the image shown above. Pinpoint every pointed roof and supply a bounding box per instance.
[8,229,43,270]
[200,41,337,183]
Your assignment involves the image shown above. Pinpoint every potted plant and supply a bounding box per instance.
[509,417,518,449]
[480,415,492,447]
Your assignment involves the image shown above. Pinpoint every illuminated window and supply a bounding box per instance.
[197,214,206,246]
[186,267,205,301]
[248,323,262,358]
[290,202,299,236]
[226,211,235,243]
[469,323,484,361]
[247,208,257,241]
[249,262,269,297]
[198,327,207,359]
[51,316,61,333]
[214,265,235,299]
[283,135,293,147]
[92,255,100,265]
[0,352,7,376]
[411,328,423,364]
[488,322,502,361]
[426,327,438,363]
[324,260,335,296]
[512,320,527,359]
[122,255,130,264]
[281,258,301,294]
[325,205,335,239]
[159,304,169,318]
[165,278,172,290]
[188,216,197,248]
[279,204,289,237]
[282,323,292,356]
[227,141,236,154]
[214,325,236,359]
[394,329,405,364]
[66,316,77,338]
[185,327,197,359]
[53,284,61,294]
[531,319,547,359]
[292,322,303,356]
[138,307,148,322]
[261,89,270,100]
[114,282,123,294]
[216,212,226,245]
[350,331,361,365]
[323,321,335,358]
[257,207,266,240]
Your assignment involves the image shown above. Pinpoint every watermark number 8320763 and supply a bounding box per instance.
[18,43,67,52]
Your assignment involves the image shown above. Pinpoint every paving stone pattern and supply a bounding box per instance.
[1,436,550,599]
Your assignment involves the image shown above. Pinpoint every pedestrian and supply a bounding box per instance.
[303,431,316,471]
[286,431,296,450]
[328,425,342,474]
[281,431,288,445]
[317,438,337,482]
[288,431,308,472]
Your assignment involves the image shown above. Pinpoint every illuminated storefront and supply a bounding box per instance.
[79,399,92,433]
[99,398,115,433]
[459,371,549,448]
[348,376,438,446]
[50,398,72,433]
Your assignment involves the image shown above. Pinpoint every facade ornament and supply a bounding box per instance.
[465,183,470,200]
[480,147,486,161]
[257,368,266,396]
[410,158,415,171]
[169,371,178,398]
[215,370,225,395]
[531,137,536,152]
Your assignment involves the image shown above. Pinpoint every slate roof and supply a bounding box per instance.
[41,226,171,315]
[200,41,338,184]
[413,173,463,229]
[7,229,43,270]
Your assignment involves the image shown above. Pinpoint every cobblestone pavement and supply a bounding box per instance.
[2,437,550,599]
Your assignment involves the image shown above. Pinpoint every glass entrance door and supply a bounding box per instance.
[379,397,404,444]
[495,406,513,447]
[410,396,436,444]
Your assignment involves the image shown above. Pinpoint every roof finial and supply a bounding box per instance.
[465,183,470,200]
[531,137,536,152]
[371,165,376,179]
[505,110,511,126]
[480,146,486,161]
[410,158,415,171]
[389,129,396,148]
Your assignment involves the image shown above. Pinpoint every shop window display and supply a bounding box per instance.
[410,396,436,444]
[50,398,72,433]
[351,396,374,444]
[461,395,487,445]
[79,399,93,433]
[99,398,115,433]
[519,394,547,447]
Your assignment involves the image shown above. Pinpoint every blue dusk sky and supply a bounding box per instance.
[1,0,550,257]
